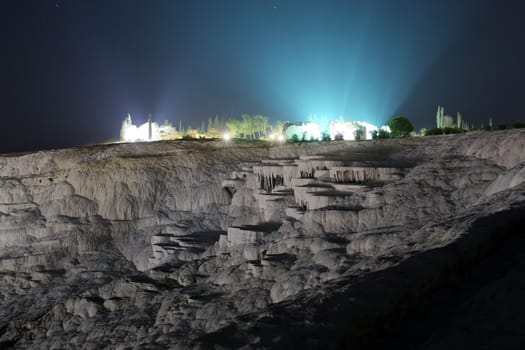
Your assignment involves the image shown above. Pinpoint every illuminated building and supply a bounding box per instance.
[120,114,176,142]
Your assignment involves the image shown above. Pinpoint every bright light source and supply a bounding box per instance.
[120,114,163,142]
[269,133,275,140]
[223,133,231,141]
[277,134,284,142]
[328,120,387,140]
[284,122,321,141]
[303,122,321,140]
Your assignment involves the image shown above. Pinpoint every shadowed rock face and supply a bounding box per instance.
[0,130,524,349]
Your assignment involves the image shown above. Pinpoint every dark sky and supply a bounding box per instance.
[1,0,524,153]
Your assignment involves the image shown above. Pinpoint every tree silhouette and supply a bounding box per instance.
[389,116,414,137]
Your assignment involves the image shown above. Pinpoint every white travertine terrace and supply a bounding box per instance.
[0,130,524,348]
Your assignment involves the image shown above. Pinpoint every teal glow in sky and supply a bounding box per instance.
[185,0,470,127]
[2,0,525,152]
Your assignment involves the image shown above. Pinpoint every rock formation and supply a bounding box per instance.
[0,130,524,349]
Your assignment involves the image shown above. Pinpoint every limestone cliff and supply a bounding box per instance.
[0,130,524,349]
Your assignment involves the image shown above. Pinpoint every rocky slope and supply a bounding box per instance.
[0,130,524,349]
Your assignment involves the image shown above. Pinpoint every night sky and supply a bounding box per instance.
[2,0,524,153]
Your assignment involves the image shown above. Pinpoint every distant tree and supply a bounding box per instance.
[241,114,254,138]
[372,129,391,140]
[321,132,331,141]
[425,128,444,136]
[484,124,492,131]
[272,120,285,135]
[207,128,220,138]
[226,119,241,137]
[512,121,525,128]
[354,128,366,141]
[252,115,265,138]
[185,127,200,138]
[253,115,261,138]
[301,132,307,142]
[221,114,276,139]
[260,115,270,137]
[213,115,220,131]
[388,116,414,137]
[290,134,299,142]
[496,123,507,130]
[378,129,390,139]
[207,117,213,133]
[334,133,344,141]
[200,120,206,133]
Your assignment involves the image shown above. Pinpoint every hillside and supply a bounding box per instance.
[0,130,524,349]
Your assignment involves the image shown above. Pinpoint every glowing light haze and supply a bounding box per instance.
[120,114,175,142]
[2,0,525,152]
